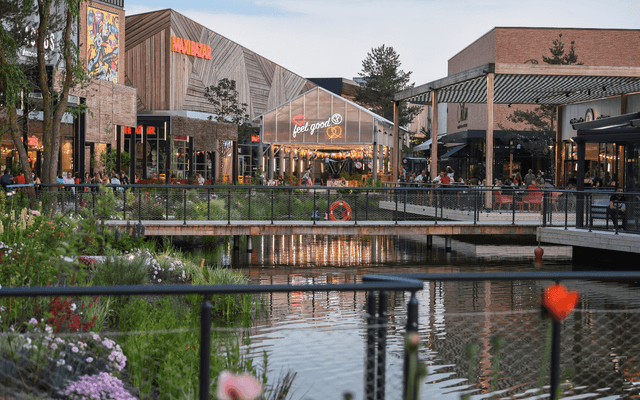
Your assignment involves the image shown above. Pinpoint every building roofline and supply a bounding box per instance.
[125,8,315,91]
[448,26,640,64]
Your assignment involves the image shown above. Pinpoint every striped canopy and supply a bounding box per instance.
[395,63,640,105]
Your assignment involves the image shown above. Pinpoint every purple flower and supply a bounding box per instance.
[60,372,137,400]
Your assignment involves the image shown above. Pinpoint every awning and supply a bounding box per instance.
[414,133,446,151]
[574,112,640,143]
[440,144,467,159]
[395,63,640,105]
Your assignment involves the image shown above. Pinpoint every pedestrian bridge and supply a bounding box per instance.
[41,183,639,253]
[104,220,539,237]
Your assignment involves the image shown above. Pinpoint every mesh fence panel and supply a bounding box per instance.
[28,185,614,230]
[2,287,640,399]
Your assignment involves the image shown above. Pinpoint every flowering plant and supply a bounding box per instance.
[0,320,127,394]
[216,370,263,400]
[60,372,137,400]
[33,296,98,333]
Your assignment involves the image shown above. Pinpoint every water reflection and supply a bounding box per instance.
[203,235,640,399]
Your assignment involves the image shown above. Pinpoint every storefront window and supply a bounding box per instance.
[126,124,168,180]
[172,136,189,179]
[59,137,72,174]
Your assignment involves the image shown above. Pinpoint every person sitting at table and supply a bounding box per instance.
[440,171,451,185]
[513,172,523,187]
[608,187,627,230]
[13,170,26,185]
[446,166,455,180]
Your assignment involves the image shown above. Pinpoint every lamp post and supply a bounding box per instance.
[509,140,514,179]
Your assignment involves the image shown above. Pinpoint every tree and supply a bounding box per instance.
[0,0,36,181]
[542,34,582,66]
[356,45,420,127]
[204,78,249,180]
[0,0,87,189]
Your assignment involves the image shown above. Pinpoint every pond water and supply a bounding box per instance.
[200,235,640,400]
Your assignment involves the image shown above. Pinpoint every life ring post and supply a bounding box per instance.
[329,200,352,221]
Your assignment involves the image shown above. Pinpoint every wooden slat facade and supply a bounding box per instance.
[125,9,315,118]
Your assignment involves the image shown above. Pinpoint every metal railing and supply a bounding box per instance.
[6,183,640,233]
[3,272,640,399]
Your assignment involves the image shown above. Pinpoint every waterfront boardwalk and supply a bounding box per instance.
[379,200,577,224]
[105,219,640,255]
[539,226,640,254]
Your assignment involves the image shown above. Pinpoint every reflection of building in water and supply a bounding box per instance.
[238,235,640,399]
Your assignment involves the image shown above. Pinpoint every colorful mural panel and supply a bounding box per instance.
[87,7,119,83]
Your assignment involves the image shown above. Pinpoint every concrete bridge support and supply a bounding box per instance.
[234,235,240,250]
[246,235,253,252]
[445,236,452,253]
[426,235,433,250]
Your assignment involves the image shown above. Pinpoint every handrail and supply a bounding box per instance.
[364,271,640,282]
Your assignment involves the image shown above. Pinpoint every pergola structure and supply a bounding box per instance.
[393,63,640,188]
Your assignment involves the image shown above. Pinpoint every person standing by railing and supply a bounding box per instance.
[608,187,627,230]
[524,169,536,187]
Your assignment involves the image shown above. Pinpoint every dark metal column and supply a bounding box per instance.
[116,125,122,175]
[576,139,585,228]
[232,140,238,184]
[129,127,136,182]
[79,98,86,179]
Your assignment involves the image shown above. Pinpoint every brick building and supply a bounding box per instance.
[0,0,137,179]
[448,27,640,135]
[441,27,640,185]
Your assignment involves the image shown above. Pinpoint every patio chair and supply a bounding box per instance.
[494,191,514,211]
[523,190,543,212]
[551,192,560,212]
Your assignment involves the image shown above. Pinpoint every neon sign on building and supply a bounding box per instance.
[171,36,212,60]
[291,113,343,138]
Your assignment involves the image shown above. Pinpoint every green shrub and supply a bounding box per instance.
[92,248,148,286]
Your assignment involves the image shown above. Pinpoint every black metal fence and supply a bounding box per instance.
[6,183,640,233]
[3,272,640,399]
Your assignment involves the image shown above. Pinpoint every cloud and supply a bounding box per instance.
[127,0,637,85]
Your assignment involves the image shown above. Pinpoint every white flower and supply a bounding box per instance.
[86,357,93,363]
[71,346,79,353]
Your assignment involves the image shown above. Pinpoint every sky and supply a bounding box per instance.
[125,0,640,85]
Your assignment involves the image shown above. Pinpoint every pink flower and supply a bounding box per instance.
[216,371,263,400]
[31,210,40,216]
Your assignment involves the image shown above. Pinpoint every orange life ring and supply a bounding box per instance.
[329,200,352,221]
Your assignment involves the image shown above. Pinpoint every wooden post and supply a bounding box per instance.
[393,101,400,180]
[431,90,439,182]
[268,145,274,180]
[373,129,378,183]
[555,105,562,186]
[485,73,494,208]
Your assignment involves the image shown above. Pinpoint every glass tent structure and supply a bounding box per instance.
[256,86,403,182]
